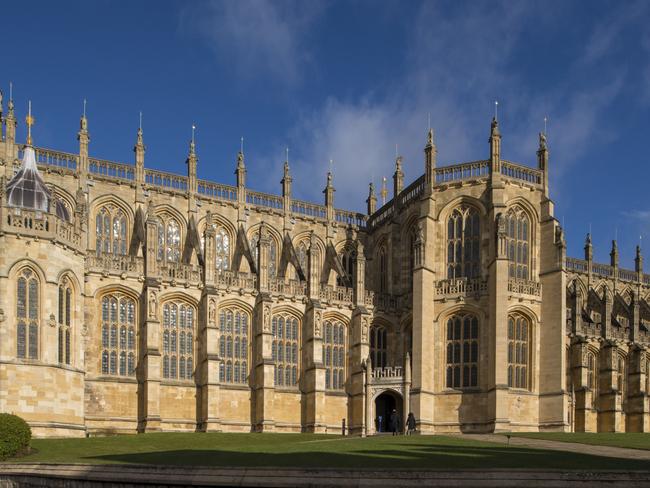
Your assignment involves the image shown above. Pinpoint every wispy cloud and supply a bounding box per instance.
[183,0,323,85]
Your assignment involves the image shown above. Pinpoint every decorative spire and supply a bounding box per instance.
[636,243,643,274]
[7,81,14,115]
[25,101,35,146]
[393,154,404,196]
[489,108,501,173]
[323,167,335,208]
[235,138,246,188]
[380,176,388,205]
[281,147,292,198]
[584,233,593,262]
[366,181,377,215]
[610,239,619,268]
[189,124,196,157]
[424,125,437,194]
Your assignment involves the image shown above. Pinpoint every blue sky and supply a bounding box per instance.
[3,0,650,267]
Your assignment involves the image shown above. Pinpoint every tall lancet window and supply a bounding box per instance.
[215,227,230,273]
[218,307,249,384]
[157,216,181,262]
[323,319,346,390]
[445,314,479,388]
[296,241,308,281]
[271,314,299,387]
[370,325,387,369]
[162,301,195,380]
[507,314,530,389]
[378,246,387,293]
[96,206,127,256]
[447,207,480,279]
[337,249,354,287]
[506,206,530,280]
[16,268,40,359]
[100,293,136,376]
[250,234,277,278]
[58,277,73,365]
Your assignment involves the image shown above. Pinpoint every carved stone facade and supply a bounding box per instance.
[0,96,648,438]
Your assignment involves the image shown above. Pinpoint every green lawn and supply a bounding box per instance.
[511,432,650,451]
[4,433,649,470]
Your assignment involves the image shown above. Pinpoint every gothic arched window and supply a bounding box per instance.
[446,314,479,388]
[370,326,387,369]
[506,206,530,280]
[617,354,627,400]
[587,351,598,407]
[215,227,230,273]
[507,314,530,389]
[336,248,354,287]
[446,207,480,279]
[250,234,278,278]
[16,268,39,359]
[162,301,195,380]
[378,246,387,293]
[296,241,308,281]
[218,306,249,384]
[322,319,346,390]
[157,216,181,263]
[95,205,127,256]
[272,314,299,387]
[100,293,136,376]
[58,277,73,365]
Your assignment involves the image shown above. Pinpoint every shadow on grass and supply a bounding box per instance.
[87,444,650,471]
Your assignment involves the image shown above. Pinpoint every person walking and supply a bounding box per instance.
[389,409,401,436]
[406,412,416,435]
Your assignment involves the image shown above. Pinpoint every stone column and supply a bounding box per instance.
[627,346,648,432]
[403,352,412,427]
[302,302,326,433]
[364,358,373,436]
[348,309,370,436]
[139,209,162,432]
[598,344,621,432]
[252,294,275,432]
[572,341,595,432]
[410,203,436,433]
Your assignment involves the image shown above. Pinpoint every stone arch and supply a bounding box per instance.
[158,290,199,309]
[437,195,487,222]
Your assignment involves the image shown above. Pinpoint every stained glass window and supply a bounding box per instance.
[58,278,73,365]
[161,301,195,380]
[96,206,127,256]
[16,268,39,359]
[272,314,299,387]
[322,319,346,390]
[446,314,479,388]
[506,206,530,280]
[157,217,181,262]
[370,326,387,369]
[507,314,529,389]
[218,306,249,384]
[101,293,136,376]
[447,207,480,279]
[215,228,230,273]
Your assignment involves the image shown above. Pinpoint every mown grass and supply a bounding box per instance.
[4,433,649,470]
[511,432,650,451]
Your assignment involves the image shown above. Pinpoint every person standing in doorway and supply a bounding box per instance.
[406,412,416,435]
[389,409,401,435]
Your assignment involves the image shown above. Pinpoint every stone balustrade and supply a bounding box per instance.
[269,278,307,297]
[434,277,487,298]
[507,278,541,297]
[87,252,144,275]
[371,366,403,380]
[319,284,353,304]
[159,261,203,283]
[216,270,257,290]
[2,206,81,248]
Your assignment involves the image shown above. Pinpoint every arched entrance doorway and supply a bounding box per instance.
[374,390,403,433]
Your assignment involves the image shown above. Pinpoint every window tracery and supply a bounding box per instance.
[218,306,249,384]
[58,277,73,365]
[16,268,39,359]
[587,351,598,407]
[378,246,387,293]
[370,326,387,369]
[446,207,480,279]
[95,205,127,256]
[250,234,277,278]
[296,241,308,280]
[157,215,181,263]
[271,314,299,387]
[337,248,354,287]
[507,314,529,389]
[506,206,530,280]
[445,314,478,388]
[100,293,136,376]
[162,301,195,380]
[215,227,230,273]
[323,319,346,390]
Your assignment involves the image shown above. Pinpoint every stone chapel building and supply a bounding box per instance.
[0,90,647,437]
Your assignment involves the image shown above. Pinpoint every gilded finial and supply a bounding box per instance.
[8,82,13,112]
[380,176,388,205]
[25,100,34,146]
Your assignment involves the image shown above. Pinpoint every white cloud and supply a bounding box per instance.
[183,0,322,84]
